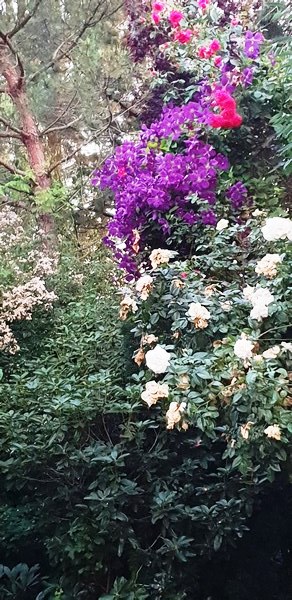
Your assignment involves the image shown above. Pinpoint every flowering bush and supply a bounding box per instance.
[94,0,287,276]
[0,203,58,354]
[118,210,292,549]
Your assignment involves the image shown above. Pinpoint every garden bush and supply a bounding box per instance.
[0,0,291,599]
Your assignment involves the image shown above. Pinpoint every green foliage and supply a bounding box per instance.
[0,563,41,600]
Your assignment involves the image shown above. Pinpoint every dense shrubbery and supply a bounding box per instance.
[0,1,291,599]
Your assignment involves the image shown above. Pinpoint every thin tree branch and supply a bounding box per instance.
[0,131,21,139]
[48,120,111,174]
[7,0,44,38]
[28,1,122,84]
[41,116,81,136]
[40,92,78,136]
[0,116,22,135]
[0,158,26,176]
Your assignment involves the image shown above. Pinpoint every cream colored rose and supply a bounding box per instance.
[234,333,255,362]
[187,302,211,329]
[119,295,138,320]
[262,346,281,359]
[136,275,153,300]
[177,374,190,390]
[149,248,177,269]
[145,345,171,374]
[141,380,169,407]
[255,253,282,279]
[240,421,254,440]
[204,284,217,297]
[166,401,182,430]
[216,218,229,232]
[261,217,292,242]
[243,286,274,322]
[134,348,145,366]
[221,301,232,312]
[142,333,158,346]
[264,424,281,440]
[252,209,264,217]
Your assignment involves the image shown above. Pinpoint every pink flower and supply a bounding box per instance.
[215,90,236,110]
[152,11,161,24]
[198,46,207,58]
[152,1,164,11]
[214,56,222,67]
[209,39,221,53]
[174,29,192,43]
[198,0,209,8]
[169,10,184,27]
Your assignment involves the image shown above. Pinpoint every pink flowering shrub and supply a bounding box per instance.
[0,203,58,354]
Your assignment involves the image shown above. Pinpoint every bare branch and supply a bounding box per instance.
[48,120,111,175]
[0,131,21,139]
[7,0,44,38]
[0,31,25,86]
[40,93,78,136]
[0,158,26,176]
[41,116,81,136]
[0,116,22,135]
[28,1,122,84]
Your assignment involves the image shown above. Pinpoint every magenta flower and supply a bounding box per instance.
[198,0,209,8]
[169,10,184,27]
[175,29,193,43]
[209,39,221,53]
[152,11,161,24]
[152,1,164,11]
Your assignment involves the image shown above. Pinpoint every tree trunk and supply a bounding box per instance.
[0,39,51,190]
[0,38,56,249]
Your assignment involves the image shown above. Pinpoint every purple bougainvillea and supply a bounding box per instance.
[92,105,231,273]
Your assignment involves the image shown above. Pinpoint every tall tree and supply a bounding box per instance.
[0,0,133,190]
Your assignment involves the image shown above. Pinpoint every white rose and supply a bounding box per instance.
[262,346,281,359]
[255,253,282,279]
[145,345,171,374]
[220,301,232,312]
[264,424,281,440]
[187,302,211,329]
[251,287,274,306]
[149,248,177,270]
[216,218,229,232]
[281,342,292,352]
[261,217,292,241]
[252,209,264,217]
[234,333,255,361]
[141,380,169,407]
[243,285,255,302]
[136,275,153,300]
[250,302,269,321]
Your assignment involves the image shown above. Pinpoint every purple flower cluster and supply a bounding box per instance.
[92,112,230,273]
[244,31,265,60]
[226,181,248,209]
[241,67,254,88]
[141,96,211,141]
